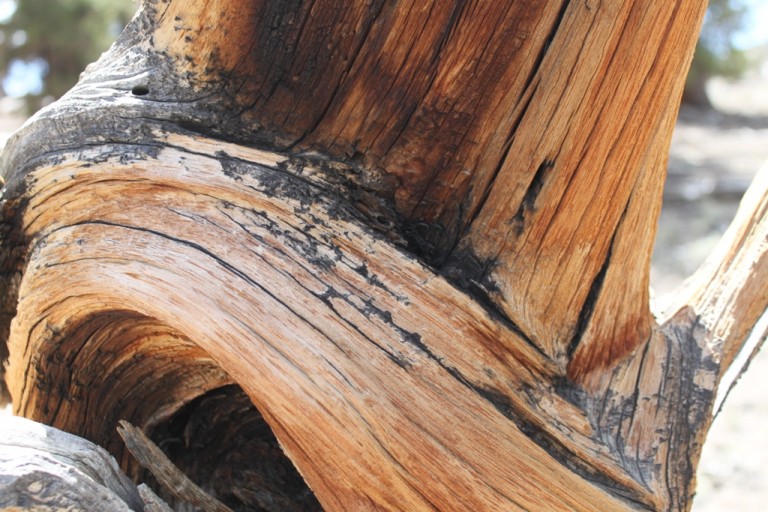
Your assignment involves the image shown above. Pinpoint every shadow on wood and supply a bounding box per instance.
[1,1,767,511]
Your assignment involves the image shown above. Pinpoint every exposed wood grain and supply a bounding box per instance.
[453,1,706,374]
[3,137,637,510]
[0,416,144,511]
[118,420,233,512]
[144,0,711,378]
[666,164,768,376]
[146,385,322,511]
[127,0,706,378]
[0,0,765,510]
[139,484,175,512]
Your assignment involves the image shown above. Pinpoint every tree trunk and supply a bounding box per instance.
[1,0,766,510]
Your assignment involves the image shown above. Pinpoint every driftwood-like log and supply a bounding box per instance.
[0,416,144,510]
[0,414,296,512]
[0,0,766,511]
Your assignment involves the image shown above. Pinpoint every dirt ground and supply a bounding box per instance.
[0,75,766,508]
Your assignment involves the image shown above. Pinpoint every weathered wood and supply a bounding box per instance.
[0,0,766,511]
[0,416,145,511]
[139,485,175,512]
[666,164,768,377]
[143,0,709,377]
[120,385,323,512]
[2,133,634,510]
[118,421,233,512]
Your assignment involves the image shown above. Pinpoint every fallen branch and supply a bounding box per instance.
[117,420,233,512]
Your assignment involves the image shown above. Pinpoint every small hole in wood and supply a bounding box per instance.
[375,215,393,228]
[131,85,150,96]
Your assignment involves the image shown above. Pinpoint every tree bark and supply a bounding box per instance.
[1,0,766,510]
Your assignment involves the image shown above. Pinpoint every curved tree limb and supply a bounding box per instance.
[0,0,765,511]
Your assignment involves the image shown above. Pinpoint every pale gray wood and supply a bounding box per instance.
[0,416,144,511]
[139,484,175,512]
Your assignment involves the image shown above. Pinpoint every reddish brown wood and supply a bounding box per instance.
[1,1,766,511]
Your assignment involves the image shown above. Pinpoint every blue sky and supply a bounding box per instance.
[735,0,768,48]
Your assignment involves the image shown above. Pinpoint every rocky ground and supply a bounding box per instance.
[0,75,766,509]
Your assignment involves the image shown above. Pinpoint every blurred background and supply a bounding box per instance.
[0,0,765,510]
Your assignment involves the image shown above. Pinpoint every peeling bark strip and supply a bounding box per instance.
[0,0,767,511]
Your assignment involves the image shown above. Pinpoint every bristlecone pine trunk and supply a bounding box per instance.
[1,1,767,511]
